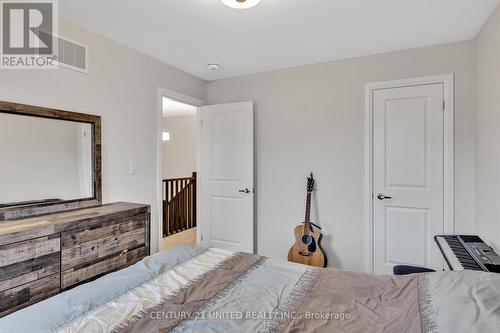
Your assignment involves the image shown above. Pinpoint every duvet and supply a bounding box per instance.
[1,246,499,333]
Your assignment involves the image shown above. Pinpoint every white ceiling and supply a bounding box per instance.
[60,0,499,81]
[163,97,198,117]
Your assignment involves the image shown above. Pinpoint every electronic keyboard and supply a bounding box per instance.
[435,235,500,273]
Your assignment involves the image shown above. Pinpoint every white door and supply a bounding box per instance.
[200,102,254,252]
[373,84,444,274]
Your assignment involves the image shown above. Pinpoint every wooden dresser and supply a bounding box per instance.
[0,202,150,317]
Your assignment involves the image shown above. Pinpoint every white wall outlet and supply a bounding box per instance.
[129,160,138,175]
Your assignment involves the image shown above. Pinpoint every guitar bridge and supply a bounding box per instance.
[299,251,312,257]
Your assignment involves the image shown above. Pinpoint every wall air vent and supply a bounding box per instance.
[56,36,89,74]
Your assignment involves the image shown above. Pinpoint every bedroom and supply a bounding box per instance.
[0,0,499,332]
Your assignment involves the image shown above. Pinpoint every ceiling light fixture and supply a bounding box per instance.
[208,62,221,71]
[220,0,261,9]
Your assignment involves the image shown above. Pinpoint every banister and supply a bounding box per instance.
[162,172,197,237]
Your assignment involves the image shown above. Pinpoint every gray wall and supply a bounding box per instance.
[476,5,500,252]
[0,18,206,253]
[162,116,197,179]
[207,41,477,272]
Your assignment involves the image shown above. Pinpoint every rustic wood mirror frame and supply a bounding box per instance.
[0,101,102,221]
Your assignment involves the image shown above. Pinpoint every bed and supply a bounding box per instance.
[1,246,499,333]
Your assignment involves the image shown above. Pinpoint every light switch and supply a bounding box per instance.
[129,160,138,175]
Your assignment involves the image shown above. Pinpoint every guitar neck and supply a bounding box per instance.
[304,192,312,233]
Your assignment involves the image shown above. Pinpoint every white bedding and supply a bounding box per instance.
[1,246,499,333]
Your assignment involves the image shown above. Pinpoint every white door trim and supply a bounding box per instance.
[155,87,206,254]
[364,74,455,273]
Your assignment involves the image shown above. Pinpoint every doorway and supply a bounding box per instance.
[157,88,204,252]
[155,89,255,254]
[365,74,455,274]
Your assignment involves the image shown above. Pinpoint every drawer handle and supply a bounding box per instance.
[119,249,128,257]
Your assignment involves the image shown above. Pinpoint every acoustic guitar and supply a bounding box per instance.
[288,173,327,268]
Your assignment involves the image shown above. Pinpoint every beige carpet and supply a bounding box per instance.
[161,228,197,252]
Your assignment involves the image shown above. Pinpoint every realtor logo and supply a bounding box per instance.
[1,0,58,68]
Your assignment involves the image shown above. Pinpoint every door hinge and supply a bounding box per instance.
[443,101,446,111]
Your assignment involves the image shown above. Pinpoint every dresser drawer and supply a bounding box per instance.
[61,213,146,271]
[0,203,150,317]
[0,235,60,293]
[62,246,146,289]
[0,273,60,318]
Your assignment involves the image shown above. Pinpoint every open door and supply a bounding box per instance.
[199,102,254,252]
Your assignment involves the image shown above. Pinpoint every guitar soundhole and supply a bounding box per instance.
[302,235,313,246]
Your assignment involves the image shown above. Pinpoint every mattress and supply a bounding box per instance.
[1,246,499,333]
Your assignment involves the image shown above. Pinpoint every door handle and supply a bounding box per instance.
[239,188,251,194]
[377,193,393,200]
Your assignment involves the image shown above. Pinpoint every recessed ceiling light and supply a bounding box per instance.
[208,62,221,71]
[220,0,261,9]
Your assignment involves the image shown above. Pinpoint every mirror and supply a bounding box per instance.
[0,113,93,207]
[0,101,101,220]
